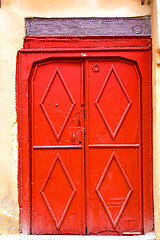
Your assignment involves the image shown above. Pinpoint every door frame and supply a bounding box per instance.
[16,36,153,234]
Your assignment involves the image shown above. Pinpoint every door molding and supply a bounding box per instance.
[16,37,153,234]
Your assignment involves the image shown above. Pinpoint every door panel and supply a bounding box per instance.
[33,60,84,146]
[86,58,142,234]
[87,59,140,144]
[33,149,84,234]
[31,60,85,234]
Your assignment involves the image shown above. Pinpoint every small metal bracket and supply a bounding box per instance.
[141,0,151,4]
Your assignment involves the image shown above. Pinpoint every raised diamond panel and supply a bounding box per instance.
[95,65,132,140]
[96,151,133,228]
[40,67,75,140]
[40,153,76,230]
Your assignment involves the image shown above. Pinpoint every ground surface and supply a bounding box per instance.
[0,233,156,240]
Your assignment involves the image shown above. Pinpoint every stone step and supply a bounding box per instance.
[0,233,156,240]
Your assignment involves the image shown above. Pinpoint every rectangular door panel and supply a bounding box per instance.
[87,148,141,235]
[31,59,85,234]
[87,59,140,144]
[32,149,84,234]
[32,60,84,146]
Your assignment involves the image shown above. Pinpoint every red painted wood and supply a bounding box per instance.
[16,37,153,235]
[85,58,142,235]
[16,51,31,234]
[23,36,151,50]
[31,59,85,234]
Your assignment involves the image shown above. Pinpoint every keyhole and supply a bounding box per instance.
[78,119,81,127]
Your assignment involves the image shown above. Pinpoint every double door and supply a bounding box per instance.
[32,58,141,235]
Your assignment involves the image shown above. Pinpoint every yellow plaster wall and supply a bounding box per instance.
[152,0,160,239]
[0,0,152,235]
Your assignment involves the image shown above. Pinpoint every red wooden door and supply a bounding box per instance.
[31,57,142,235]
[17,38,152,235]
[17,37,153,235]
[31,60,85,234]
[85,58,142,235]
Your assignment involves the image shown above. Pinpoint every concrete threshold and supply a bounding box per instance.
[0,233,156,240]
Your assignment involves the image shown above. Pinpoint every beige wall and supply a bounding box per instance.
[152,0,160,240]
[0,0,153,235]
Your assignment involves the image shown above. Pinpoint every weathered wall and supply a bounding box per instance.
[0,0,152,235]
[152,1,160,240]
